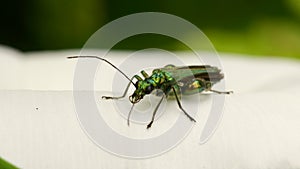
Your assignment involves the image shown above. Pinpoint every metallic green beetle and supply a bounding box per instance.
[68,56,232,129]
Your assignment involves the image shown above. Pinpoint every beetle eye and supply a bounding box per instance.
[145,85,153,94]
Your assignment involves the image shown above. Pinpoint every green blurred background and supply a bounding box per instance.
[1,0,300,58]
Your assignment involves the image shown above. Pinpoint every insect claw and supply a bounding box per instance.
[209,89,233,95]
[102,96,112,99]
[183,110,196,122]
[190,117,196,122]
[147,121,153,129]
[223,91,233,94]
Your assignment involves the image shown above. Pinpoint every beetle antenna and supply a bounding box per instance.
[67,56,135,86]
[127,104,135,126]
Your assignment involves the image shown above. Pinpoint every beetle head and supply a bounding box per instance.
[129,80,154,104]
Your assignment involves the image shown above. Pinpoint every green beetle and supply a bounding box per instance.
[68,56,232,129]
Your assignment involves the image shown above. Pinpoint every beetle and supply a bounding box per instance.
[68,56,232,129]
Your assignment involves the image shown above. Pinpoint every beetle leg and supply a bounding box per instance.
[196,78,233,94]
[172,87,196,122]
[102,76,136,100]
[207,89,233,94]
[147,94,165,129]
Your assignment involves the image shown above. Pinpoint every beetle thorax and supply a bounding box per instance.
[129,70,174,104]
